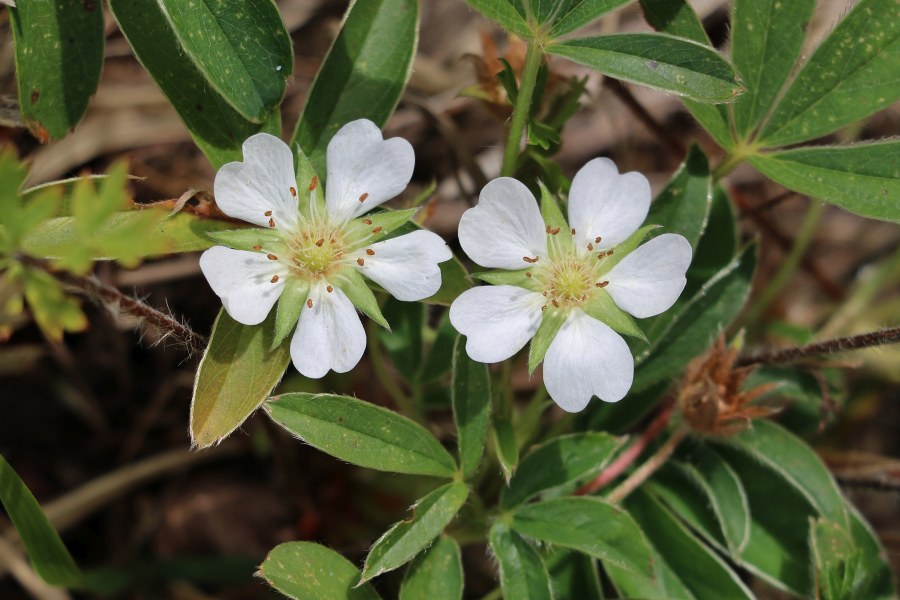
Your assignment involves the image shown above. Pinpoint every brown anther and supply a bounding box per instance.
[596,281,609,288]
[523,256,539,263]
[372,226,383,234]
[551,299,560,308]
[362,218,372,225]
[315,238,325,247]
[359,192,369,203]
[308,176,318,191]
[546,225,552,233]
[608,249,614,255]
[252,245,262,251]
[595,236,602,244]
[307,298,313,308]
[271,274,279,283]
[264,210,273,216]
[526,272,533,278]
[330,238,336,245]
[587,243,594,251]
[550,227,560,235]
[571,228,576,235]
[268,218,276,228]
[357,258,365,266]
[326,285,334,293]
[541,305,548,311]
[267,253,278,261]
[542,291,548,297]
[289,186,297,197]
[366,249,375,256]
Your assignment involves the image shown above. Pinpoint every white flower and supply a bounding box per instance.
[200,119,452,378]
[449,158,692,412]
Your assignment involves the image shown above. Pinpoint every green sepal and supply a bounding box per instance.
[294,144,325,219]
[472,269,538,290]
[528,307,566,375]
[333,268,389,329]
[346,207,419,245]
[600,224,659,273]
[206,227,282,252]
[539,182,573,254]
[272,279,310,350]
[583,292,647,342]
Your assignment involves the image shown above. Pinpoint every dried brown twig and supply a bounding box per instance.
[736,326,900,368]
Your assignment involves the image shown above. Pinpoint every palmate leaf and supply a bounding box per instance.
[259,542,380,600]
[465,0,635,39]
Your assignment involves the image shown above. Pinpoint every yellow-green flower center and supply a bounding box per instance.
[286,226,348,280]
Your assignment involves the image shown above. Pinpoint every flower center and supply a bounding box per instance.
[286,225,347,280]
[544,259,595,307]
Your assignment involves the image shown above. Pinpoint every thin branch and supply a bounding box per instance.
[607,426,689,504]
[736,326,900,367]
[23,256,207,354]
[607,80,686,156]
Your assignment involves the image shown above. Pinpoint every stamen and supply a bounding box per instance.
[366,249,375,256]
[359,192,369,203]
[268,217,276,228]
[571,228,576,235]
[372,226,383,234]
[546,225,552,234]
[523,256,539,264]
[541,305,548,311]
[290,186,297,197]
[326,285,334,293]
[308,176,318,191]
[362,219,372,225]
[525,272,532,278]
[252,245,262,251]
[357,258,365,266]
[315,238,325,247]
[596,281,609,288]
[330,238,336,245]
[307,298,313,308]
[267,253,278,261]
[542,291,548,297]
[264,210,273,217]
[595,236,602,244]
[587,243,594,251]
[550,227,560,235]
[271,274,279,283]
[551,299,560,308]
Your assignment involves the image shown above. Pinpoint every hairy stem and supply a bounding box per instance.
[736,326,900,367]
[606,426,689,504]
[500,39,543,177]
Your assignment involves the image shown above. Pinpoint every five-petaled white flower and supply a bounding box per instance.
[200,119,452,378]
[449,159,692,412]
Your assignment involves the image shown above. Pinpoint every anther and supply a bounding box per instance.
[551,299,559,308]
[271,274,279,283]
[326,285,334,293]
[523,256,539,263]
[268,217,276,228]
[330,238,336,245]
[587,243,594,251]
[372,226,383,234]
[366,249,375,256]
[252,245,262,251]
[307,298,313,308]
[315,238,325,247]
[359,192,369,203]
[362,218,372,225]
[550,227,560,235]
[596,281,609,288]
[289,186,297,197]
[541,305,548,311]
[595,236,602,244]
[308,176,318,191]
[525,272,532,278]
[571,228,576,235]
[546,225,552,234]
[267,253,278,261]
[264,210,273,216]
[542,291,548,297]
[357,258,365,266]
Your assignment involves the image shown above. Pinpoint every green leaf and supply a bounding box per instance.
[811,518,866,600]
[9,0,103,141]
[452,337,491,478]
[109,0,280,168]
[154,0,292,122]
[266,392,458,478]
[748,141,900,223]
[718,419,849,528]
[501,432,623,508]
[361,482,468,582]
[528,307,567,374]
[273,280,309,349]
[0,454,81,587]
[493,417,520,482]
[646,466,727,550]
[632,243,756,391]
[510,497,654,576]
[547,0,637,38]
[545,550,603,600]
[259,542,380,600]
[378,298,424,380]
[609,489,754,600]
[19,268,87,341]
[846,502,897,599]
[489,523,554,600]
[637,0,733,147]
[427,256,472,306]
[731,0,816,137]
[291,0,419,175]
[547,33,742,102]
[191,309,291,448]
[758,0,900,147]
[399,536,463,600]
[683,184,738,297]
[462,0,532,39]
[421,312,458,383]
[646,144,711,250]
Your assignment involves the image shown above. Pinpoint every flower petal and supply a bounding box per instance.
[290,283,366,378]
[458,177,547,270]
[214,133,299,231]
[353,230,452,301]
[543,310,633,412]
[325,119,415,223]
[567,158,650,253]
[605,233,692,318]
[449,285,544,363]
[199,246,286,325]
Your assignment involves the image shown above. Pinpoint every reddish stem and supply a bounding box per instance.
[575,402,675,496]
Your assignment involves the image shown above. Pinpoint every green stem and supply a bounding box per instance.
[712,152,744,181]
[500,39,543,177]
[740,200,825,329]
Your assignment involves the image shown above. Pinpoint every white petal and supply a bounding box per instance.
[543,310,633,412]
[290,283,366,379]
[325,119,415,223]
[214,133,300,230]
[605,233,692,318]
[199,246,286,325]
[354,230,452,301]
[449,285,544,363]
[567,158,650,253]
[458,178,547,270]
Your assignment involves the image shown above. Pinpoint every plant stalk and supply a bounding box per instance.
[500,39,543,177]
